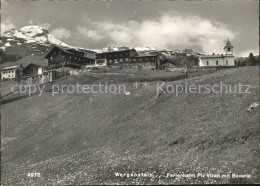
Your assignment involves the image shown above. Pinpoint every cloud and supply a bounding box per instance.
[42,22,51,30]
[50,27,71,39]
[76,26,103,42]
[1,19,15,34]
[239,49,259,57]
[28,21,51,30]
[91,12,236,53]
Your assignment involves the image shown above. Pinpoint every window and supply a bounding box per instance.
[226,60,228,65]
[216,61,218,65]
[207,61,209,65]
[120,58,123,62]
[228,48,230,51]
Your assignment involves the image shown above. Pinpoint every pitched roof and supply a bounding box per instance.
[0,62,21,69]
[45,46,94,60]
[199,54,223,58]
[0,55,48,69]
[224,39,233,48]
[2,65,21,70]
[23,63,45,69]
[199,54,234,59]
[44,46,71,59]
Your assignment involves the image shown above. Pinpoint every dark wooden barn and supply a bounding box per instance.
[23,63,45,76]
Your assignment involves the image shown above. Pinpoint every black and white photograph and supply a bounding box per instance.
[0,0,259,185]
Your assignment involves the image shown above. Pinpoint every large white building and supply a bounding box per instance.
[199,39,235,67]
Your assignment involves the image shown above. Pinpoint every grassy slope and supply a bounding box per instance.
[1,67,259,184]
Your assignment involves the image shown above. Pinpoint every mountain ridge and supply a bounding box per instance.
[1,26,201,58]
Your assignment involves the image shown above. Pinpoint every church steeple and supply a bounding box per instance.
[224,39,233,55]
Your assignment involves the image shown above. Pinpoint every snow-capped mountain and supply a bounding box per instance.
[98,45,199,56]
[97,46,130,53]
[0,26,71,57]
[98,46,163,53]
[2,26,68,48]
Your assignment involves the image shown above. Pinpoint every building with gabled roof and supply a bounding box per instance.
[20,63,53,85]
[198,39,235,67]
[0,65,23,80]
[45,46,95,69]
[95,49,138,67]
[130,54,160,70]
[95,49,160,69]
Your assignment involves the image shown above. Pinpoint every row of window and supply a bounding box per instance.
[119,63,155,67]
[4,74,14,78]
[106,57,156,63]
[98,53,129,58]
[132,58,156,62]
[2,70,15,74]
[138,62,155,66]
[206,60,229,66]
[50,54,92,63]
[49,61,95,68]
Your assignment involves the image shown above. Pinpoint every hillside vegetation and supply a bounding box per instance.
[1,66,259,184]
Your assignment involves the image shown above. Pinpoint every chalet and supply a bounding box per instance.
[1,65,23,80]
[95,49,160,69]
[21,63,53,85]
[199,39,235,67]
[45,46,95,69]
[130,54,160,70]
[95,49,139,66]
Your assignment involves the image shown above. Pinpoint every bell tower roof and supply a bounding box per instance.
[224,39,233,49]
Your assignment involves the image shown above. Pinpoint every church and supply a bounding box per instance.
[198,39,235,67]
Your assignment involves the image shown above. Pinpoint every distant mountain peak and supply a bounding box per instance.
[2,25,69,48]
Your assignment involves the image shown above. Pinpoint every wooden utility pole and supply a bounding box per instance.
[184,56,188,77]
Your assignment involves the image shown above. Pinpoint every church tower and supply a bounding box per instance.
[224,39,233,55]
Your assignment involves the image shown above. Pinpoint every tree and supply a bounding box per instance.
[0,50,23,64]
[248,53,256,66]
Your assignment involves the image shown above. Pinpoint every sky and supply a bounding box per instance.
[1,0,259,56]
